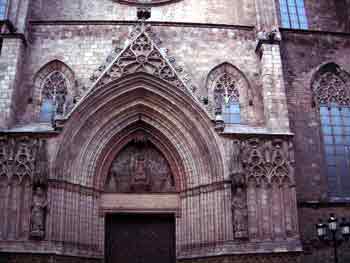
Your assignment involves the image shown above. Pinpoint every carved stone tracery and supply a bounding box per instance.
[95,30,189,94]
[241,138,294,186]
[214,73,239,113]
[42,71,69,115]
[229,137,297,240]
[0,137,49,240]
[313,64,350,106]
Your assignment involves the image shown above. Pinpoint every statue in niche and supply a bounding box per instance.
[30,186,48,239]
[231,177,248,239]
[230,140,249,239]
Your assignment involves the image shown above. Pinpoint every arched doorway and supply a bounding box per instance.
[101,130,179,263]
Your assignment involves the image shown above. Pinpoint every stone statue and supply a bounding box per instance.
[230,141,249,239]
[30,186,48,239]
[232,185,248,239]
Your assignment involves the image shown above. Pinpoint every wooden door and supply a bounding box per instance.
[105,214,175,263]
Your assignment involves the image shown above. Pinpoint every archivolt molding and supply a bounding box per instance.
[53,73,223,191]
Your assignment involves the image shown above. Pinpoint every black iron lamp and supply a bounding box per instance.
[340,218,350,240]
[316,214,350,263]
[328,214,338,232]
[316,219,327,239]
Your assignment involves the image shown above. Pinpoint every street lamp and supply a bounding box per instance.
[316,214,350,263]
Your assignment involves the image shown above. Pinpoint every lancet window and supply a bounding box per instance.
[313,63,350,198]
[207,63,252,126]
[39,72,69,122]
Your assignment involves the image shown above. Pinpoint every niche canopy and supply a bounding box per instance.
[115,0,182,6]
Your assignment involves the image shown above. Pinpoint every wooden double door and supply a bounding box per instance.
[105,214,176,263]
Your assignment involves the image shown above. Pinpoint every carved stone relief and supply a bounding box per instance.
[229,137,297,240]
[241,138,294,185]
[105,137,176,193]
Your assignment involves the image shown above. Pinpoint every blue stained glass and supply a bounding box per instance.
[39,99,55,122]
[322,125,332,135]
[0,0,7,19]
[333,126,343,135]
[279,0,308,29]
[223,103,240,124]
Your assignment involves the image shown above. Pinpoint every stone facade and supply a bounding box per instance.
[0,0,349,263]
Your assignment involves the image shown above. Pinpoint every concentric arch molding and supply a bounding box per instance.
[114,0,183,6]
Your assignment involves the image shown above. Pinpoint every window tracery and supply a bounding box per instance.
[214,73,240,124]
[34,60,76,123]
[39,71,68,121]
[207,62,250,125]
[314,71,350,106]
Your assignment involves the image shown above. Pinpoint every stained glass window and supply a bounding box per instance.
[314,64,350,198]
[320,105,350,198]
[279,0,308,29]
[0,0,7,20]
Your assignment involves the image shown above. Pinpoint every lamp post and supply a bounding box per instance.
[316,214,350,263]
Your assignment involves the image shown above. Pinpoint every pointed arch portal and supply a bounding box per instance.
[52,72,225,260]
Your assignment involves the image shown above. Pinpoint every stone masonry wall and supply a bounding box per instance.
[304,0,350,33]
[29,0,256,26]
[18,24,261,124]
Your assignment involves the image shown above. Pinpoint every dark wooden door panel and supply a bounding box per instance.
[106,214,175,263]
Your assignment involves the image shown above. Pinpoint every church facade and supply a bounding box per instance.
[0,0,349,262]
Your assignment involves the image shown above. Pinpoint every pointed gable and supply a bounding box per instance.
[92,27,191,95]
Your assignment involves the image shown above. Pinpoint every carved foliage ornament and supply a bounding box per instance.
[105,137,176,193]
[313,65,350,106]
[95,30,189,94]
